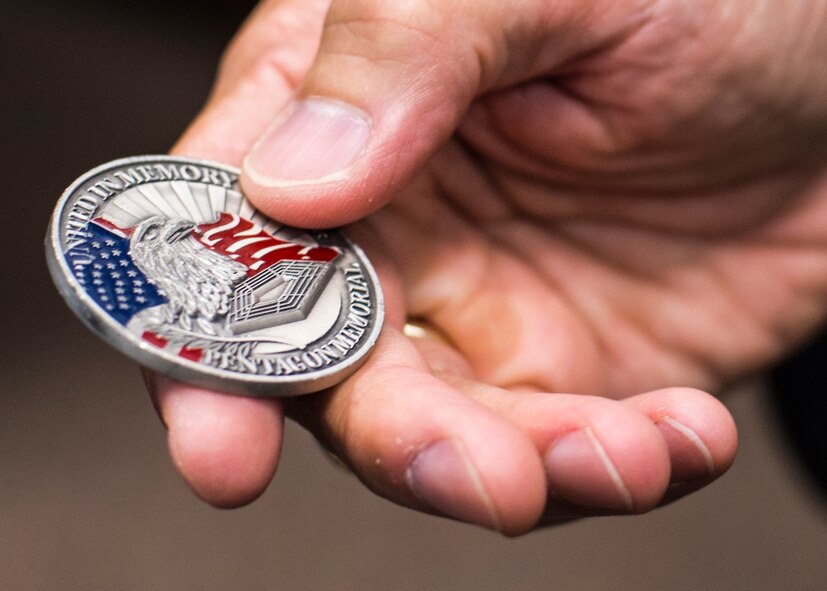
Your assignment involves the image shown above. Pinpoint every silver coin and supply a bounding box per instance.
[46,156,384,396]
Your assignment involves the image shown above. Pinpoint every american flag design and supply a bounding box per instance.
[194,212,339,272]
[72,221,166,325]
[77,213,341,362]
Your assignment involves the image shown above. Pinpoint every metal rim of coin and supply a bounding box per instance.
[46,155,384,396]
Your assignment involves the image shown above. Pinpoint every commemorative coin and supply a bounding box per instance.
[46,156,384,396]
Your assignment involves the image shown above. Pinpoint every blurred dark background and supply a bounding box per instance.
[1,2,825,589]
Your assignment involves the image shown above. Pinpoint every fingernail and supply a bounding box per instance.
[657,417,714,482]
[545,427,634,511]
[406,439,501,531]
[245,98,370,185]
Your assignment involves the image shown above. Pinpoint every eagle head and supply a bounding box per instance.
[128,216,247,336]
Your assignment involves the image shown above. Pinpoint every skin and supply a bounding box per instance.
[143,0,827,534]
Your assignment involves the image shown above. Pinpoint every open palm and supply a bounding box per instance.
[147,0,827,534]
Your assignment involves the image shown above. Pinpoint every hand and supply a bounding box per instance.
[145,0,827,534]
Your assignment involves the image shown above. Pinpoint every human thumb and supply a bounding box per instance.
[241,0,579,227]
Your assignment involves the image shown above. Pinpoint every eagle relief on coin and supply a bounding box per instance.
[46,156,384,396]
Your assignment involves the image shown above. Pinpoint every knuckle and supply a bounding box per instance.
[322,0,456,64]
[216,1,325,93]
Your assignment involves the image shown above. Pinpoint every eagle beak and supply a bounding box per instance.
[163,220,196,243]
